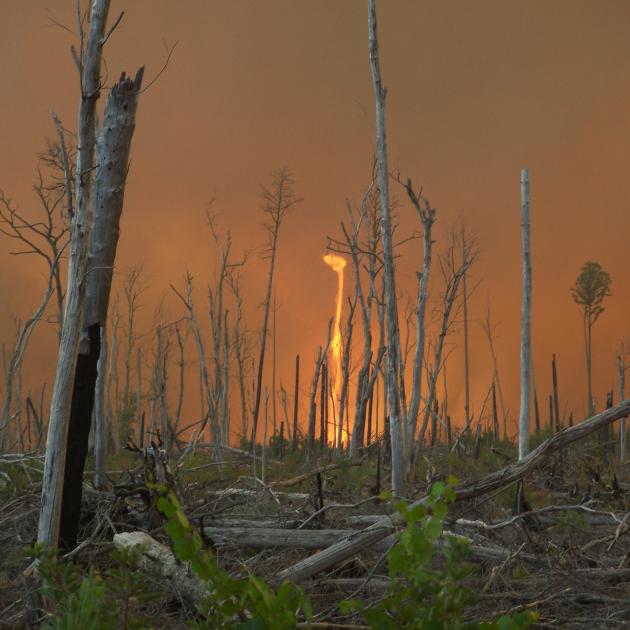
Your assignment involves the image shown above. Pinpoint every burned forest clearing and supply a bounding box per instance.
[0,1,629,628]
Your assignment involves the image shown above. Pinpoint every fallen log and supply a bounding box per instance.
[274,398,630,585]
[204,526,383,550]
[205,518,301,529]
[203,525,540,566]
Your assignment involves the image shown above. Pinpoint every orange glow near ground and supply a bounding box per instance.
[322,253,347,443]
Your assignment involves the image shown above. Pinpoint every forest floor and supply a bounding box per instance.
[0,431,628,628]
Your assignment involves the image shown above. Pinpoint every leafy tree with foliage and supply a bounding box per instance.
[571,262,612,415]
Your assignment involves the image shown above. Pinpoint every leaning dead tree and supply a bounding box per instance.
[39,0,144,549]
[519,168,532,460]
[368,0,405,496]
[275,397,630,585]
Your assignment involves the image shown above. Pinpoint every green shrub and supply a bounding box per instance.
[341,479,535,629]
[31,544,158,629]
[153,482,312,629]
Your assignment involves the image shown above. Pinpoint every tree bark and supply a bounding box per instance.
[94,325,107,487]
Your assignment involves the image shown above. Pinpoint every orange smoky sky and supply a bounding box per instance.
[2,1,630,440]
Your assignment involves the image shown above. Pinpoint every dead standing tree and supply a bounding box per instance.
[227,270,252,443]
[336,296,357,450]
[413,231,476,462]
[399,177,436,451]
[307,322,332,452]
[38,0,113,550]
[481,304,508,438]
[0,271,57,451]
[122,264,144,411]
[0,142,71,342]
[519,168,532,460]
[172,274,220,456]
[331,188,384,457]
[368,0,405,495]
[207,216,245,446]
[61,67,144,547]
[39,0,144,548]
[250,168,301,449]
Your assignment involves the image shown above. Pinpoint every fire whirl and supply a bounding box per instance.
[322,253,347,444]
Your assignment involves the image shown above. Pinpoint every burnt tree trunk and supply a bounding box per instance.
[59,69,144,549]
[38,0,112,550]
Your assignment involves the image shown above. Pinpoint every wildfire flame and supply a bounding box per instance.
[323,253,347,443]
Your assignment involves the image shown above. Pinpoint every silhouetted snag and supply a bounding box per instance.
[337,297,356,451]
[599,390,613,452]
[533,384,541,435]
[492,381,501,440]
[307,325,332,453]
[617,353,626,462]
[292,354,299,450]
[518,168,532,460]
[320,359,327,447]
[366,374,374,445]
[462,226,472,432]
[250,168,301,450]
[552,353,561,432]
